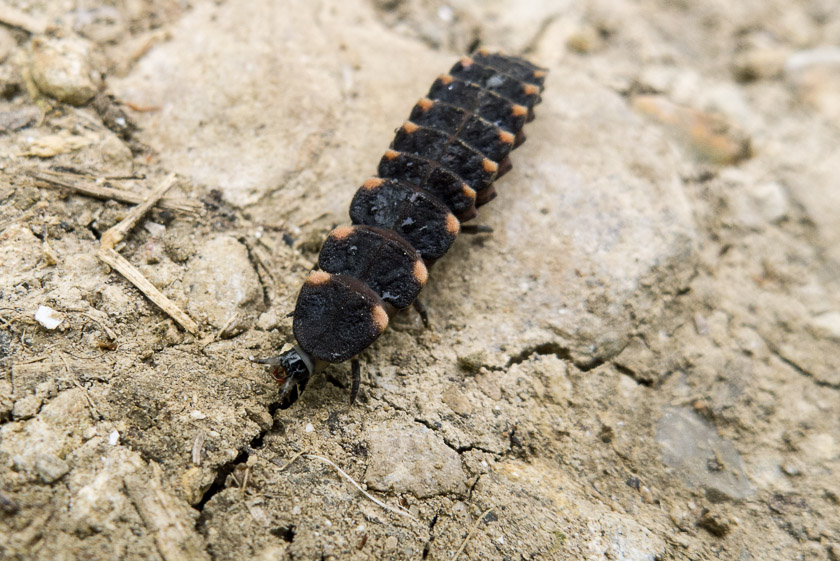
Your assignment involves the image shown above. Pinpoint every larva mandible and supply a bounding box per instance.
[254,50,547,406]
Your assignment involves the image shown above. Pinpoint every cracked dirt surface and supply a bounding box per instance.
[1,0,840,560]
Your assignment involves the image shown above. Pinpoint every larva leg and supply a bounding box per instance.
[460,224,494,235]
[412,299,430,329]
[350,358,361,404]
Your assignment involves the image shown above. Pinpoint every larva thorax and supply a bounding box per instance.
[256,50,547,406]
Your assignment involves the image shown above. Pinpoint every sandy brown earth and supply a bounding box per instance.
[1,1,839,560]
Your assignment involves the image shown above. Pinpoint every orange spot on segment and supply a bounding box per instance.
[460,56,474,67]
[417,97,434,111]
[363,177,384,190]
[477,47,491,56]
[482,159,499,174]
[331,225,354,240]
[403,121,419,133]
[371,305,389,333]
[308,270,330,285]
[384,149,399,160]
[523,83,540,96]
[498,130,515,145]
[438,74,454,85]
[446,213,460,236]
[462,184,476,200]
[512,104,528,117]
[533,70,547,79]
[413,259,428,285]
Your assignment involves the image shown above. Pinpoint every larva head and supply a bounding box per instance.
[250,345,314,407]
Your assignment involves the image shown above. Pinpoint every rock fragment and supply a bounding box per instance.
[657,407,752,503]
[631,94,752,164]
[34,305,63,329]
[34,453,70,483]
[785,47,840,125]
[184,236,263,333]
[29,37,100,105]
[364,421,466,498]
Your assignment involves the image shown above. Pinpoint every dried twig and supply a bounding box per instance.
[30,171,201,213]
[14,355,48,365]
[239,466,251,498]
[98,248,198,333]
[452,507,495,561]
[265,450,417,520]
[96,174,199,333]
[272,450,305,472]
[72,379,104,421]
[191,431,206,466]
[100,174,177,249]
[44,167,145,181]
[302,454,417,521]
[84,310,118,340]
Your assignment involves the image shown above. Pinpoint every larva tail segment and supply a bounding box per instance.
[471,50,548,90]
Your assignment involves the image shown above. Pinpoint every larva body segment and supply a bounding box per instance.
[448,59,542,109]
[349,178,459,261]
[261,51,546,405]
[318,225,427,310]
[377,151,478,220]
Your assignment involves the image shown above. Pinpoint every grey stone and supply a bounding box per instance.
[184,236,263,332]
[657,407,753,502]
[113,1,453,209]
[29,37,99,105]
[113,0,697,368]
[12,394,41,420]
[34,453,70,483]
[364,421,466,498]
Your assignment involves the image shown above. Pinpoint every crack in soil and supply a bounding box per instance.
[758,333,840,390]
[506,341,611,372]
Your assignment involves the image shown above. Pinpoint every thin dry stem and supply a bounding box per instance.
[266,451,417,521]
[94,174,198,333]
[100,174,177,249]
[302,454,417,521]
[97,247,198,333]
[31,171,201,213]
[451,507,495,561]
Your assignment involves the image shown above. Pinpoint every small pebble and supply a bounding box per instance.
[34,454,70,483]
[631,95,752,165]
[810,312,840,340]
[29,37,100,105]
[12,395,41,420]
[567,24,603,54]
[305,423,314,433]
[109,430,120,446]
[34,305,63,329]
[732,47,788,82]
